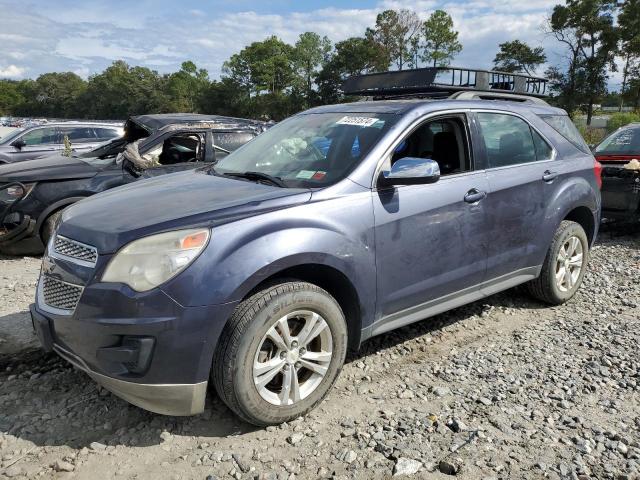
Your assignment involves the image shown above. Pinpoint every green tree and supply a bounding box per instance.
[0,80,25,115]
[317,37,382,104]
[366,9,421,71]
[493,40,547,75]
[618,0,640,111]
[421,10,462,67]
[292,32,332,106]
[80,61,169,119]
[549,0,618,125]
[223,36,294,95]
[165,61,209,112]
[15,72,86,117]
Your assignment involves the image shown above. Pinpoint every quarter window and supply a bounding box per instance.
[532,130,553,161]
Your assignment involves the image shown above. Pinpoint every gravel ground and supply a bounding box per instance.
[0,226,638,480]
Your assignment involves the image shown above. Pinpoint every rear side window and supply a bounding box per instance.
[213,132,255,159]
[60,127,95,144]
[532,130,553,160]
[476,113,537,168]
[540,114,590,154]
[93,128,121,141]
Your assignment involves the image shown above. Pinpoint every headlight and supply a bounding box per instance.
[0,183,36,203]
[102,229,210,292]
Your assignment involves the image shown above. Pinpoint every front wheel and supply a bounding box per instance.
[212,281,348,426]
[41,210,63,247]
[527,220,589,305]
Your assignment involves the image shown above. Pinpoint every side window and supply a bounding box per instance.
[93,128,121,141]
[213,132,255,159]
[156,133,203,166]
[21,128,59,146]
[476,113,537,168]
[532,130,553,161]
[60,127,96,144]
[390,116,471,175]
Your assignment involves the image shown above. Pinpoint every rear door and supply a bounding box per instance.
[471,111,556,285]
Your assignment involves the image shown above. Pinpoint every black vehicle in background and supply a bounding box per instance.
[595,123,640,221]
[0,122,123,163]
[0,113,267,255]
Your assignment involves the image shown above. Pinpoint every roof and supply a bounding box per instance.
[129,113,266,132]
[304,98,566,116]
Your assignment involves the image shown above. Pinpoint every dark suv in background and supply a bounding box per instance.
[0,114,267,255]
[31,68,601,426]
[0,122,123,163]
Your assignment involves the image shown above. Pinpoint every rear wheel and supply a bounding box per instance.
[212,281,347,426]
[527,220,589,305]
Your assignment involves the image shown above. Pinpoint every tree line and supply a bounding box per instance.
[0,0,638,124]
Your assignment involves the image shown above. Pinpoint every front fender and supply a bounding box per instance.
[162,193,376,313]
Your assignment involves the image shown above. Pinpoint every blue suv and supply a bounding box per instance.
[31,68,601,426]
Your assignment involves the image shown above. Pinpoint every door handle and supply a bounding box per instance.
[542,170,558,182]
[464,189,487,203]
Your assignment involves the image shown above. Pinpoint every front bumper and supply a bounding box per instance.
[30,304,209,416]
[31,265,239,415]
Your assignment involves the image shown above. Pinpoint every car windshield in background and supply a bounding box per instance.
[595,126,640,155]
[213,112,398,187]
[0,128,26,145]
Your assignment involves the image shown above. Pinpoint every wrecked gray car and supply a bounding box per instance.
[0,113,268,255]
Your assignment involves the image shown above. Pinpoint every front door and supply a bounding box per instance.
[373,114,489,329]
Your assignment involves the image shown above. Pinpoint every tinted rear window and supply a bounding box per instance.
[595,127,640,155]
[539,114,590,154]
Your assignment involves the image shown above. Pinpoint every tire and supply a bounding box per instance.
[41,210,63,247]
[213,281,348,426]
[527,220,589,305]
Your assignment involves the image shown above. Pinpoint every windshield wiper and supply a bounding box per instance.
[223,171,287,188]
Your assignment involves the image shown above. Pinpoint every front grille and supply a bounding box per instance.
[54,235,98,265]
[41,276,83,311]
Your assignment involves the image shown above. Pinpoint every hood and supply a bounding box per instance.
[59,170,311,253]
[0,154,99,182]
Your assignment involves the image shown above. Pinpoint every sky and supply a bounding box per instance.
[0,0,622,87]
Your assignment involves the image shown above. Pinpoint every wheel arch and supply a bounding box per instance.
[35,196,88,234]
[240,262,363,352]
[563,205,597,246]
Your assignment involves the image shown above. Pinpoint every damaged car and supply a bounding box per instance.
[595,123,640,222]
[0,113,267,255]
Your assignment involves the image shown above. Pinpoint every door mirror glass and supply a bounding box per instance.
[10,138,26,149]
[381,157,440,185]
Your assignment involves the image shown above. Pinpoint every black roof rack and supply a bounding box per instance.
[342,67,549,99]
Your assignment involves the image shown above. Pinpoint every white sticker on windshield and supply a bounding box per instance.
[336,116,379,127]
[296,170,316,179]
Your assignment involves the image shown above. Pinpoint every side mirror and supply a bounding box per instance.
[11,139,26,149]
[380,157,440,186]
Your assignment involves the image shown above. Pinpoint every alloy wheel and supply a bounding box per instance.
[252,310,333,406]
[555,235,584,292]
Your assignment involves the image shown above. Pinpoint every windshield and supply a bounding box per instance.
[0,128,26,145]
[214,112,398,187]
[595,126,640,155]
[77,137,128,163]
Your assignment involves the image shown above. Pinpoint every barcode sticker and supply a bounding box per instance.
[336,116,379,127]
